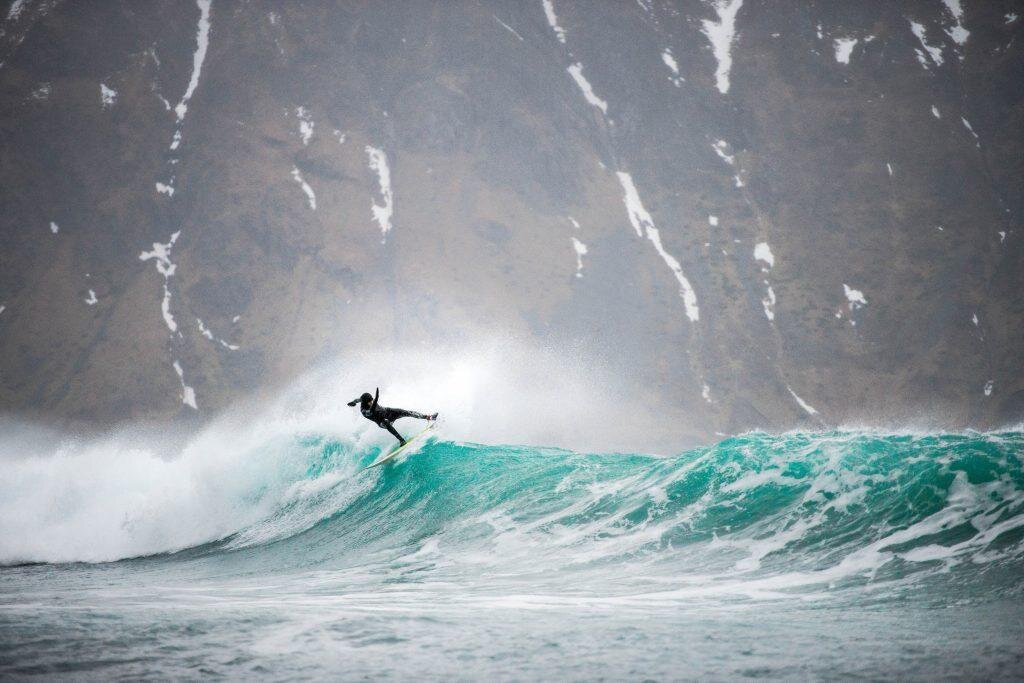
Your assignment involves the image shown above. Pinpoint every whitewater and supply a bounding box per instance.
[1,357,1023,679]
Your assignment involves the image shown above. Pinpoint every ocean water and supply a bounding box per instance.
[2,428,1023,679]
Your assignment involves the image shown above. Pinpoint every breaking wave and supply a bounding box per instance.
[2,423,1022,602]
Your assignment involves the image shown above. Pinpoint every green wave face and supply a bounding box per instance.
[205,430,1024,600]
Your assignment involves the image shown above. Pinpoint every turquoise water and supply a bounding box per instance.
[2,430,1023,678]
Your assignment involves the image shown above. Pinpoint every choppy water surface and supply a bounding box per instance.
[2,430,1023,679]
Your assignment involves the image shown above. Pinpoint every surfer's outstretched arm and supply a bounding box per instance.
[372,388,379,410]
[346,397,360,406]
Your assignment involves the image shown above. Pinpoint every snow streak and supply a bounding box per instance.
[366,146,394,242]
[567,63,608,114]
[701,0,743,94]
[291,166,316,210]
[617,172,700,322]
[175,0,212,123]
[542,0,566,44]
[139,231,182,334]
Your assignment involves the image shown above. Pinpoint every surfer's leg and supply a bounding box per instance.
[385,408,430,421]
[381,420,406,446]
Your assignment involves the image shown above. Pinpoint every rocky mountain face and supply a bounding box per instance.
[0,0,1021,450]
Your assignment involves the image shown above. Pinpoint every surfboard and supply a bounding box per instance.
[364,422,436,469]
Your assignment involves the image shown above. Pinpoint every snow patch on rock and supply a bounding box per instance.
[296,106,313,145]
[175,0,212,123]
[366,146,394,241]
[542,0,567,44]
[787,385,819,415]
[940,0,969,47]
[291,166,316,210]
[661,48,684,86]
[100,83,117,108]
[197,318,239,350]
[173,360,198,410]
[493,15,524,41]
[701,0,744,95]
[571,236,588,278]
[909,20,943,66]
[843,283,867,309]
[567,63,609,114]
[833,37,857,64]
[616,171,700,322]
[754,241,774,268]
[139,231,182,333]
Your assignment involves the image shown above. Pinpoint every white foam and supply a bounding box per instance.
[753,241,774,268]
[998,231,1006,243]
[571,237,588,278]
[174,0,212,123]
[833,37,857,64]
[291,166,317,210]
[169,130,182,151]
[493,15,523,41]
[708,215,718,226]
[787,385,819,415]
[909,20,943,66]
[155,182,175,197]
[971,313,979,327]
[886,162,894,177]
[49,221,58,234]
[1007,13,1019,24]
[931,104,941,119]
[940,0,969,47]
[983,380,993,397]
[541,0,567,44]
[701,0,743,94]
[566,63,608,115]
[365,146,393,241]
[616,172,700,321]
[0,305,5,315]
[32,82,50,99]
[568,216,581,230]
[84,289,98,306]
[296,106,313,145]
[100,83,117,108]
[701,383,713,403]
[139,231,181,333]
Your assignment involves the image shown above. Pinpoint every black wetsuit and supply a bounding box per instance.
[348,388,433,445]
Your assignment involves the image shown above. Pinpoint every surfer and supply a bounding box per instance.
[347,388,437,446]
